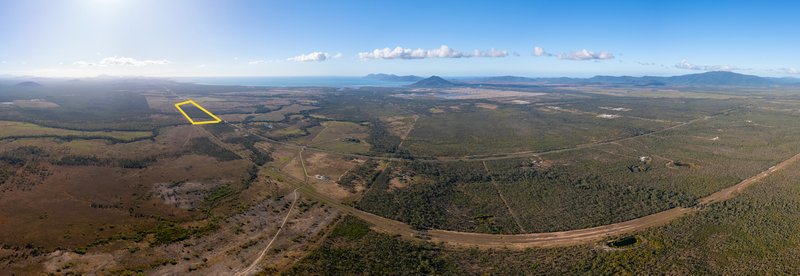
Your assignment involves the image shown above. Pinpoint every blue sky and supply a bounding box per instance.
[1,0,799,77]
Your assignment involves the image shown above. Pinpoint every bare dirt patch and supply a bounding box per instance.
[43,251,117,274]
[152,180,231,210]
[388,177,409,190]
[0,154,250,249]
[383,115,420,140]
[12,99,60,109]
[428,107,445,114]
[597,114,622,119]
[147,190,339,275]
[509,100,531,105]
[475,103,498,110]
[599,106,631,112]
[302,152,359,201]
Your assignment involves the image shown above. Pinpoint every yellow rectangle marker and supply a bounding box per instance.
[174,99,222,125]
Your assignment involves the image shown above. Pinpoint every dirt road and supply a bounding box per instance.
[277,152,800,249]
[206,108,800,249]
[235,189,299,276]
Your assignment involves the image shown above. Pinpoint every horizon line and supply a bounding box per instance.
[2,71,797,80]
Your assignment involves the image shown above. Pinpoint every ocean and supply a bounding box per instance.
[173,76,414,87]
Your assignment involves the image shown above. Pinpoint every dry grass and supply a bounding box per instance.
[0,121,152,141]
[475,103,498,110]
[12,99,60,108]
[310,121,370,153]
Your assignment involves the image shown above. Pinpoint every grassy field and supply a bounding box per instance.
[309,121,371,154]
[220,104,318,122]
[0,121,153,141]
[402,104,673,157]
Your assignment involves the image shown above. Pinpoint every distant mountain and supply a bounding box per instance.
[471,71,798,86]
[477,76,541,83]
[365,73,424,82]
[663,71,774,86]
[14,81,43,88]
[409,76,458,88]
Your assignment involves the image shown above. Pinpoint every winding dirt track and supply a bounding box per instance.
[210,106,800,249]
[235,189,299,276]
[280,152,800,249]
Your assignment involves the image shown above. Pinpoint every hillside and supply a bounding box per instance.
[408,76,458,88]
[14,81,43,88]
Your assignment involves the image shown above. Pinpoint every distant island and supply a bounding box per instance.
[364,73,424,82]
[14,81,43,88]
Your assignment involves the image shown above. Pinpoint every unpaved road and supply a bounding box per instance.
[277,152,800,249]
[209,107,800,249]
[235,189,299,276]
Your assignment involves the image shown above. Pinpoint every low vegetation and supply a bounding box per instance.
[292,162,800,275]
[0,121,153,142]
[188,137,240,161]
[4,79,800,274]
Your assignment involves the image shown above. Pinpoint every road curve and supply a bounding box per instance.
[211,107,800,249]
[284,152,800,249]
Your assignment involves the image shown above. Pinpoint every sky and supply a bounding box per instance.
[1,0,799,78]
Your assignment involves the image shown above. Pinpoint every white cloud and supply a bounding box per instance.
[358,45,508,60]
[472,48,508,57]
[100,56,170,66]
[534,46,548,57]
[74,56,171,67]
[287,51,338,62]
[558,49,614,60]
[776,68,800,74]
[73,60,96,67]
[533,46,613,60]
[675,59,738,71]
[247,59,286,65]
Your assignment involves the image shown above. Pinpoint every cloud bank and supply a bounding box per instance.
[74,56,171,67]
[675,59,738,71]
[287,51,341,62]
[776,67,800,74]
[533,46,614,61]
[248,60,268,65]
[358,45,508,60]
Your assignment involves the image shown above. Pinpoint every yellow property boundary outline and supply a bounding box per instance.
[174,99,222,125]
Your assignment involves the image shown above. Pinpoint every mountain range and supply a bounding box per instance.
[463,71,800,87]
